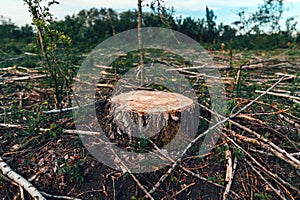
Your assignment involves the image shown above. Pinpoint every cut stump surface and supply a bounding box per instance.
[110,90,194,113]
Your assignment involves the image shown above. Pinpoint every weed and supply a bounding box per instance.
[234,147,246,160]
[207,176,217,182]
[254,192,272,200]
[57,157,86,183]
[131,196,143,200]
[139,134,150,149]
[171,176,178,182]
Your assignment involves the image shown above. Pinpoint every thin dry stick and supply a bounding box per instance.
[0,156,46,200]
[235,114,265,125]
[246,161,287,200]
[43,106,79,114]
[112,176,116,200]
[234,132,300,169]
[275,72,297,78]
[43,100,107,115]
[148,76,286,195]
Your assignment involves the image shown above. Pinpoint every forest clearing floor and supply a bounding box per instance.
[0,49,300,200]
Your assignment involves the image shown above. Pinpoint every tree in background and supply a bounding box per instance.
[233,0,285,35]
[252,0,284,33]
[136,0,170,86]
[137,0,144,86]
[0,16,34,55]
[232,0,297,49]
[219,24,237,42]
[203,6,218,43]
[178,17,203,41]
[51,8,118,52]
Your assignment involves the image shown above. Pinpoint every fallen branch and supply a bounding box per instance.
[0,156,46,200]
[235,133,300,169]
[293,99,300,104]
[19,185,25,200]
[255,90,300,101]
[1,75,47,83]
[0,123,23,128]
[279,114,300,130]
[275,72,297,78]
[236,114,265,125]
[249,149,300,157]
[42,100,107,114]
[222,142,237,200]
[40,191,82,200]
[96,83,114,88]
[94,64,113,69]
[24,52,39,56]
[0,66,16,71]
[42,106,79,114]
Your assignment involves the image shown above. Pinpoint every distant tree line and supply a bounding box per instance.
[0,0,299,60]
[0,16,34,55]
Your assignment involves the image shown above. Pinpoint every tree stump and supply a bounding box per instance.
[107,90,199,153]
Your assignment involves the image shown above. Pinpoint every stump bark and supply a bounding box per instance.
[108,90,198,152]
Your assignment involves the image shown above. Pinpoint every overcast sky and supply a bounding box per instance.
[0,0,299,26]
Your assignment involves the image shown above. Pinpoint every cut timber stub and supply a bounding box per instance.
[109,90,199,152]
